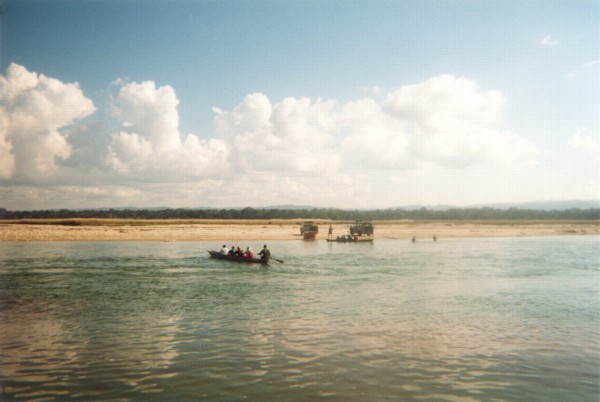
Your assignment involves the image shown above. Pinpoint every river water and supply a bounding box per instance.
[1,237,599,401]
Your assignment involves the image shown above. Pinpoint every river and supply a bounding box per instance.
[1,237,598,401]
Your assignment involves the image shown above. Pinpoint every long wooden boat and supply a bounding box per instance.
[326,238,373,243]
[207,250,269,264]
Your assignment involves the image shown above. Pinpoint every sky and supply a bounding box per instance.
[0,0,598,210]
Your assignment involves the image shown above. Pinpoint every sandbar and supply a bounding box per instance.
[0,220,598,242]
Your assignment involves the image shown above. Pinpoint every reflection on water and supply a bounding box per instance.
[0,238,599,401]
[0,267,182,400]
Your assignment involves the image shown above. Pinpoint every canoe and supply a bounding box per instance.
[326,238,373,243]
[207,250,269,264]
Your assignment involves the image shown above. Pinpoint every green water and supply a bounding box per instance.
[1,237,599,401]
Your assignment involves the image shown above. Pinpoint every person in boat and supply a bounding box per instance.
[328,225,333,239]
[336,235,341,241]
[412,236,416,243]
[258,245,271,261]
[245,246,254,259]
[228,246,236,256]
[220,244,229,255]
[237,246,244,257]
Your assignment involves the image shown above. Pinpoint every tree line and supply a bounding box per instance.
[1,207,599,221]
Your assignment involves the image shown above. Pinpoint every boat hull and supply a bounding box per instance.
[326,238,373,243]
[303,231,317,240]
[207,250,269,264]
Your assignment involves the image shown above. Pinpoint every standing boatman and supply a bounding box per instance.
[328,225,333,239]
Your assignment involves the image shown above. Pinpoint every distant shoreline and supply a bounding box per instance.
[1,220,598,242]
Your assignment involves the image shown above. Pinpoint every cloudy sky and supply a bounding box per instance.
[1,0,598,210]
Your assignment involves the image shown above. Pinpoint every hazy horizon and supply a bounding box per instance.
[1,1,598,209]
[2,199,599,213]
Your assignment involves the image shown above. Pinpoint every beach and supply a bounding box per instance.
[1,220,598,242]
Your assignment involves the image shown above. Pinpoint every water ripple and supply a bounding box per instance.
[1,238,598,400]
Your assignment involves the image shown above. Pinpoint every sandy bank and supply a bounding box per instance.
[1,220,598,242]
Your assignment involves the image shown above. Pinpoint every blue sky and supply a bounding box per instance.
[1,0,598,209]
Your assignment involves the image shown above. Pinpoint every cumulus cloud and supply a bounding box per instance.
[0,107,11,179]
[339,98,410,169]
[209,76,539,206]
[214,93,341,176]
[387,75,537,167]
[0,65,543,208]
[0,63,95,179]
[107,81,228,178]
[215,75,539,177]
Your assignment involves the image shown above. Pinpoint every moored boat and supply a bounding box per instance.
[207,250,269,264]
[326,238,373,243]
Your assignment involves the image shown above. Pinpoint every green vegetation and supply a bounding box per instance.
[0,207,598,221]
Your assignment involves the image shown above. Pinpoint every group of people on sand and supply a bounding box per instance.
[328,225,358,241]
[219,244,270,261]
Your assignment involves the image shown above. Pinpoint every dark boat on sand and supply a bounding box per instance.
[303,231,317,240]
[207,250,269,264]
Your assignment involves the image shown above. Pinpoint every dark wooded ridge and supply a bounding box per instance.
[1,207,598,221]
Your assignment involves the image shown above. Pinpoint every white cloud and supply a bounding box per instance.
[0,66,546,209]
[580,60,600,69]
[210,76,539,206]
[0,63,95,179]
[0,108,12,179]
[369,75,536,168]
[0,184,144,210]
[359,85,383,96]
[214,93,341,176]
[569,59,600,79]
[340,97,410,169]
[569,128,600,157]
[540,35,559,47]
[216,76,538,177]
[545,180,600,202]
[107,81,228,178]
